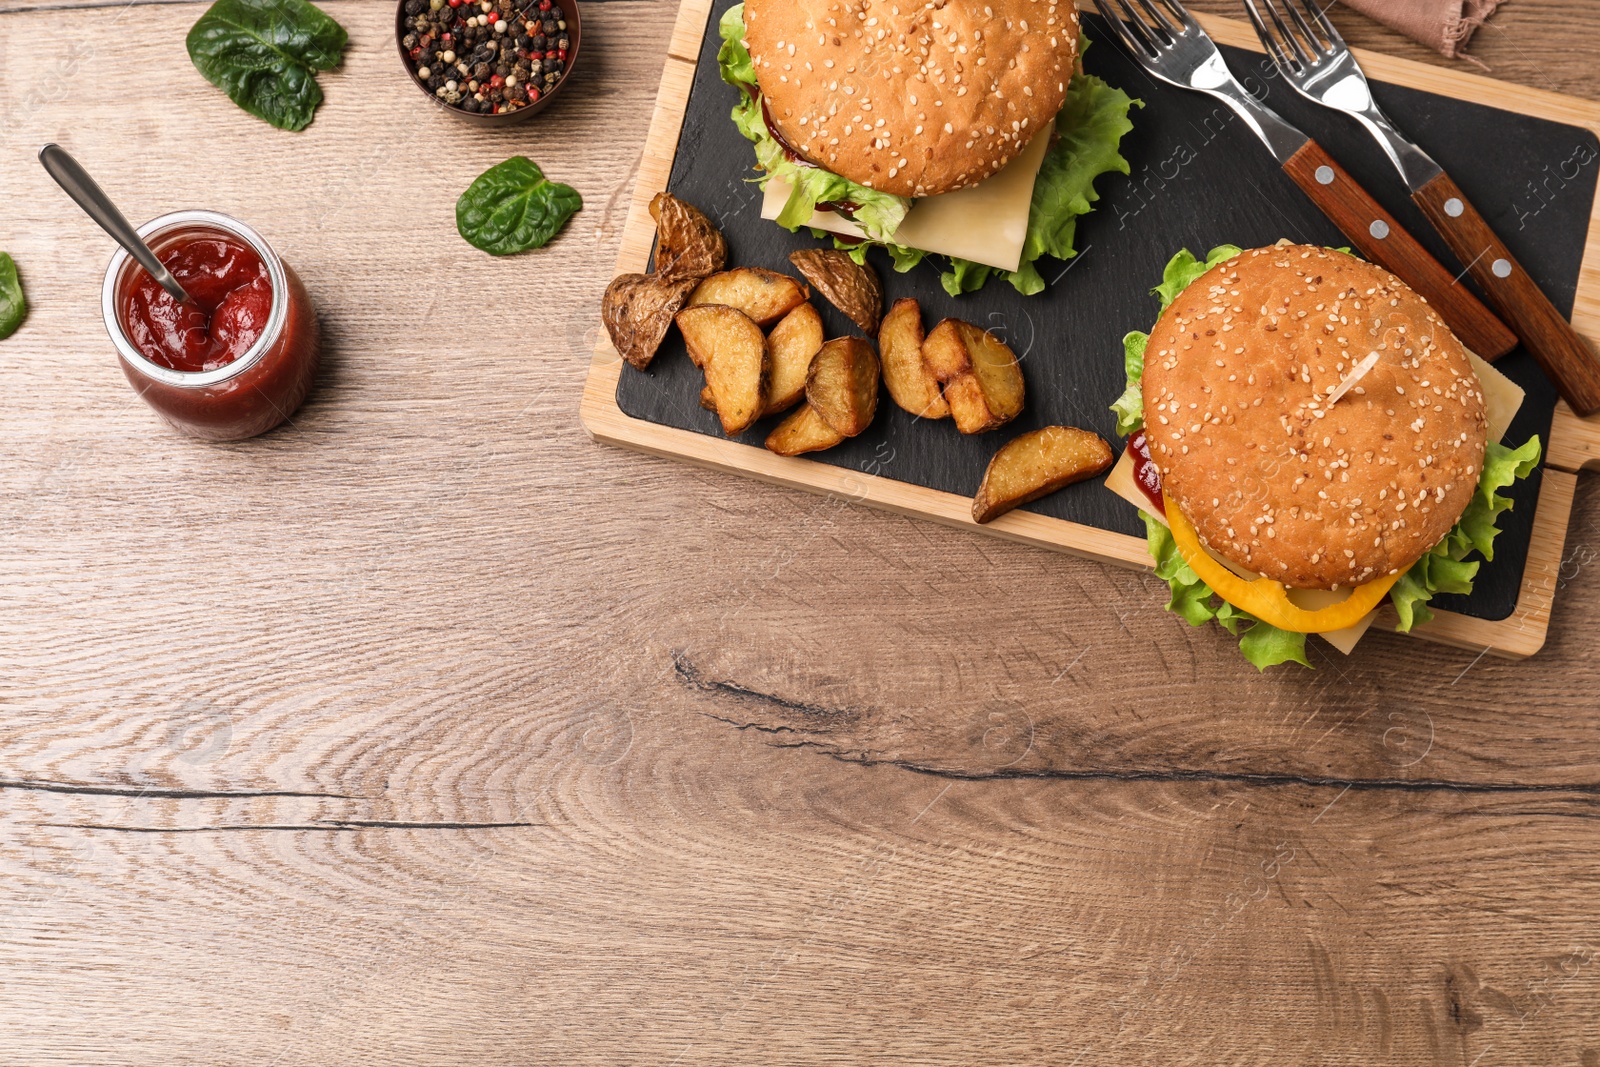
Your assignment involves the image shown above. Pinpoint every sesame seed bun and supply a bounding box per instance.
[744,0,1080,198]
[1142,245,1489,590]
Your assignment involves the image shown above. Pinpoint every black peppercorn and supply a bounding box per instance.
[405,0,425,14]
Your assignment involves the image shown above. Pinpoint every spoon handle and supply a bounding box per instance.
[39,144,190,304]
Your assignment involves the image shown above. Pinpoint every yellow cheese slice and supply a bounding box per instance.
[760,121,1055,273]
[1105,448,1166,528]
[1467,349,1525,445]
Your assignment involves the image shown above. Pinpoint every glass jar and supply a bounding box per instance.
[101,210,320,441]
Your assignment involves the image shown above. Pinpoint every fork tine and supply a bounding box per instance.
[1289,0,1347,50]
[1154,0,1199,33]
[1131,0,1178,41]
[1279,0,1331,56]
[1260,0,1313,68]
[1108,0,1162,56]
[1240,0,1295,74]
[1096,1,1151,59]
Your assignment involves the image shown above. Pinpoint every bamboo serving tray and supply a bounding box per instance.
[582,0,1600,659]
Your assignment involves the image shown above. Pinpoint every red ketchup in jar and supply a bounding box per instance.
[121,234,272,373]
[102,211,319,441]
[1127,429,1166,517]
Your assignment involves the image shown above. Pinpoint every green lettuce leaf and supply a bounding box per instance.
[1110,331,1148,437]
[1391,434,1542,631]
[1109,245,1241,435]
[719,6,911,243]
[1141,513,1308,670]
[940,73,1140,296]
[719,7,1136,294]
[1122,246,1541,668]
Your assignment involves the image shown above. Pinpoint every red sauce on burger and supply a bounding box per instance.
[1128,429,1166,517]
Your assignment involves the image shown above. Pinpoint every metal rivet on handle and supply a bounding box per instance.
[1315,166,1335,185]
[1492,258,1513,278]
[1370,220,1390,239]
[1445,198,1464,217]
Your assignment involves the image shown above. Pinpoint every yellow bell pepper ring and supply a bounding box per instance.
[1163,492,1402,634]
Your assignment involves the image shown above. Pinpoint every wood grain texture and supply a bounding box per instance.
[1281,140,1517,360]
[3,1,1600,1065]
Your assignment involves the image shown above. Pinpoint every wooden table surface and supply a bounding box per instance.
[2,0,1598,1063]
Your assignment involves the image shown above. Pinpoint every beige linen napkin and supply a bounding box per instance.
[1341,0,1505,64]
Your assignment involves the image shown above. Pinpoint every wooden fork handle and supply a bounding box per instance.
[1413,171,1600,417]
[1281,140,1519,363]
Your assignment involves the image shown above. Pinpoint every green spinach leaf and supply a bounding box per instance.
[0,253,25,340]
[456,157,583,256]
[187,0,348,131]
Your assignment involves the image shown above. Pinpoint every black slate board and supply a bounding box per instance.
[618,3,1600,622]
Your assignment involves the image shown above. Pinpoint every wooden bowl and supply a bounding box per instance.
[395,0,582,125]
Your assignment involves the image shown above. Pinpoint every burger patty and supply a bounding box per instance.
[743,0,1079,199]
[1142,245,1489,591]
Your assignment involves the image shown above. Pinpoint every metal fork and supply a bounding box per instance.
[1242,0,1600,415]
[1095,0,1516,362]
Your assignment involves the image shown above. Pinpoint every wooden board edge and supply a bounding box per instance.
[668,0,718,62]
[582,355,1572,659]
[1402,468,1576,659]
[579,357,1153,570]
[1548,402,1600,472]
[613,54,700,280]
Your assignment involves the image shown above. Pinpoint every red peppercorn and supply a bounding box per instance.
[490,74,505,86]
[538,0,551,10]
[528,87,540,101]
[486,10,498,21]
[409,46,422,58]
[546,49,558,58]
[448,0,462,6]
[557,49,567,60]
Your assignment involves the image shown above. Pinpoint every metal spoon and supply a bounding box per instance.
[39,143,190,304]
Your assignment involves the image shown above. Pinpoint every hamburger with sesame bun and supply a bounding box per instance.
[716,0,1139,295]
[1107,243,1542,669]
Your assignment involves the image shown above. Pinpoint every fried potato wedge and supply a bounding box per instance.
[764,303,825,416]
[766,403,846,456]
[922,319,1025,434]
[650,192,727,282]
[689,268,810,327]
[972,426,1114,524]
[602,272,700,371]
[789,249,884,335]
[675,305,769,436]
[806,337,880,438]
[877,298,949,419]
